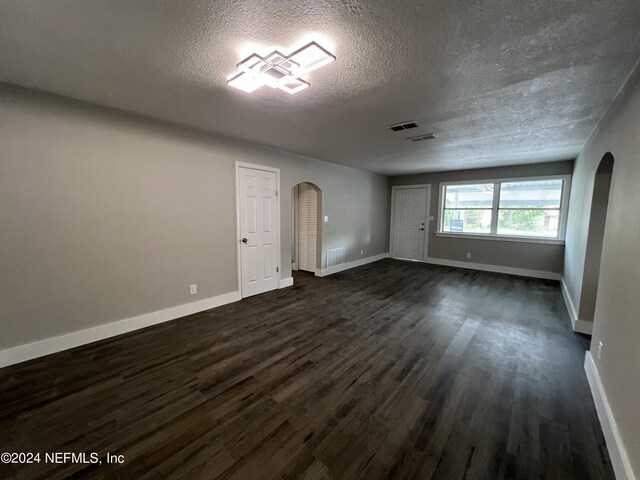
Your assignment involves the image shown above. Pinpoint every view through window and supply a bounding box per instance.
[440,177,568,239]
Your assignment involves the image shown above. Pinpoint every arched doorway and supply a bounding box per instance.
[579,153,614,325]
[292,182,322,274]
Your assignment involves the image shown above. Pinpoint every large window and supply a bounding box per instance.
[439,176,570,241]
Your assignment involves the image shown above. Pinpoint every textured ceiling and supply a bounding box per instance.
[0,0,639,175]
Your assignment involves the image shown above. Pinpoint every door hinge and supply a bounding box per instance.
[276,266,279,272]
[275,190,278,197]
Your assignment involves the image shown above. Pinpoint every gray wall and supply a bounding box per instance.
[0,84,389,350]
[390,161,574,273]
[563,66,640,474]
[578,170,612,322]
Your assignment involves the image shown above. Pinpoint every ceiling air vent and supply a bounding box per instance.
[406,133,436,142]
[388,121,419,132]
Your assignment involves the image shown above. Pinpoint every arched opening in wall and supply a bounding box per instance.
[579,152,614,326]
[292,182,322,274]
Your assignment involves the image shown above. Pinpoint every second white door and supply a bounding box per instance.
[391,187,428,261]
[238,165,279,297]
[297,183,318,273]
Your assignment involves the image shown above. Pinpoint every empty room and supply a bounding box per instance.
[0,1,639,479]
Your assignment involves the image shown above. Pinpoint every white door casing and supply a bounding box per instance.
[236,163,280,298]
[390,186,430,261]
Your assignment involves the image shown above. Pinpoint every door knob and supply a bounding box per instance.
[419,228,425,231]
[241,238,248,244]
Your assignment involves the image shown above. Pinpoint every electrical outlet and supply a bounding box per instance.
[189,284,197,295]
[466,252,471,259]
[597,341,603,360]
[360,249,364,256]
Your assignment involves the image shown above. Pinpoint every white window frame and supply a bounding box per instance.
[436,174,572,245]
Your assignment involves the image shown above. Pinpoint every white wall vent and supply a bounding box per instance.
[326,247,346,268]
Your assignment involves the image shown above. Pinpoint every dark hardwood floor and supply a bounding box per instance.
[0,259,613,479]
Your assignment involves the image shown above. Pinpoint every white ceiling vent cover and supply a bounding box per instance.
[388,121,419,132]
[407,133,436,142]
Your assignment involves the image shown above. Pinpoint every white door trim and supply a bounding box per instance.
[390,184,432,261]
[235,162,282,297]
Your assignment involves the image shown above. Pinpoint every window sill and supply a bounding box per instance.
[435,232,565,245]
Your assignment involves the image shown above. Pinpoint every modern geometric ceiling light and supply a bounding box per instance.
[227,41,336,94]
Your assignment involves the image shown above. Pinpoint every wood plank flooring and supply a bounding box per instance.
[0,259,613,479]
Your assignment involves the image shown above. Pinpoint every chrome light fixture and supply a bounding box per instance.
[227,41,336,94]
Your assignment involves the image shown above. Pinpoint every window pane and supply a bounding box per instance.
[445,184,494,208]
[499,179,563,208]
[443,209,492,234]
[497,209,559,237]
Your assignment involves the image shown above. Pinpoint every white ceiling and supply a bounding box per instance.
[0,1,638,175]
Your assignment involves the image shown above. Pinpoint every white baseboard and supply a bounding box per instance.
[0,291,241,369]
[561,276,580,323]
[561,276,593,335]
[424,256,561,281]
[279,277,294,288]
[318,253,389,277]
[584,351,636,480]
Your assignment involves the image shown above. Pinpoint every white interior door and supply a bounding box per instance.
[238,165,279,297]
[391,187,428,261]
[297,183,318,272]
